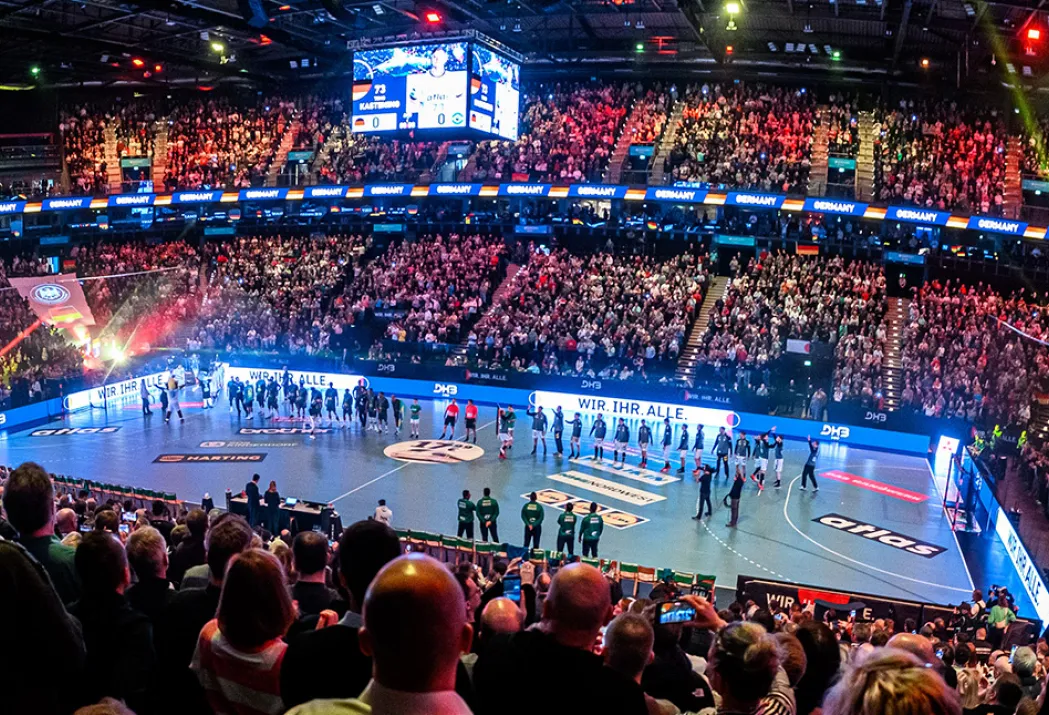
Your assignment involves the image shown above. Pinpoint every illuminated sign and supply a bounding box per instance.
[0,201,26,215]
[532,389,739,428]
[363,184,412,197]
[41,197,92,211]
[995,509,1049,627]
[427,184,482,196]
[498,184,551,197]
[644,187,707,203]
[802,198,868,216]
[304,186,349,199]
[967,216,1028,236]
[225,366,367,393]
[172,190,224,204]
[727,192,784,208]
[238,188,289,201]
[886,206,950,225]
[107,194,155,207]
[568,185,629,199]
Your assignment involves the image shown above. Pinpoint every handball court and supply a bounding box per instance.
[0,386,981,608]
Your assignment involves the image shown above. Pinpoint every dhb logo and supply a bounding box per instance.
[581,380,603,390]
[864,411,887,423]
[434,383,458,397]
[821,424,851,441]
[0,413,6,426]
[377,364,396,373]
[31,283,71,305]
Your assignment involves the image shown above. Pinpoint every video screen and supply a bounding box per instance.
[469,45,520,141]
[352,42,469,133]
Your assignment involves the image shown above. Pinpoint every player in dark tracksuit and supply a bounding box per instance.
[659,418,674,473]
[325,384,339,425]
[295,383,308,418]
[612,419,630,467]
[637,420,652,467]
[527,406,548,455]
[712,427,732,479]
[692,425,705,476]
[751,432,771,491]
[589,414,607,461]
[255,378,267,414]
[552,407,565,457]
[676,425,690,474]
[773,433,786,488]
[567,413,583,459]
[342,389,353,423]
[266,378,280,418]
[231,378,245,417]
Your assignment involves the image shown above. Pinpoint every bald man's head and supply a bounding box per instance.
[480,597,523,641]
[55,508,77,535]
[886,632,936,663]
[604,613,654,683]
[359,554,473,693]
[542,563,613,649]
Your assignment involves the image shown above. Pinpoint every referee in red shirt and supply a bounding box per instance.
[463,399,479,443]
[440,398,460,439]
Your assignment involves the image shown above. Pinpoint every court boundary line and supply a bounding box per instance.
[925,460,976,592]
[781,475,972,594]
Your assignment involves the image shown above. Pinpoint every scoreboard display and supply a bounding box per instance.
[352,42,469,132]
[469,45,520,141]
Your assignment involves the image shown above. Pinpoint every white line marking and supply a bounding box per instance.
[701,520,791,581]
[327,419,496,505]
[926,460,976,591]
[570,456,681,485]
[548,470,666,505]
[781,475,972,594]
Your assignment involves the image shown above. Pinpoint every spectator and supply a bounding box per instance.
[641,603,717,712]
[280,519,403,708]
[461,596,524,681]
[603,612,679,715]
[154,512,253,713]
[1011,646,1040,699]
[56,507,78,538]
[795,620,842,715]
[4,461,81,604]
[822,648,961,715]
[0,539,87,715]
[473,562,649,715]
[125,525,174,623]
[265,480,281,535]
[707,621,781,715]
[761,632,807,715]
[169,508,208,588]
[291,530,342,616]
[69,531,155,711]
[192,548,295,715]
[287,553,474,715]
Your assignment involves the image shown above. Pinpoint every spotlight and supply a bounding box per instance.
[425,11,441,22]
[211,41,225,52]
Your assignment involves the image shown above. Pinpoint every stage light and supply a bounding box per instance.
[636,42,644,51]
[132,58,145,67]
[278,4,291,9]
[832,50,841,60]
[1029,28,1041,40]
[726,1,740,13]
[211,41,225,52]
[154,64,163,73]
[30,66,40,76]
[425,11,441,22]
[921,57,930,68]
[725,45,734,54]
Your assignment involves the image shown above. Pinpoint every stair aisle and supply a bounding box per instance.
[807,105,830,197]
[449,263,522,361]
[881,297,909,412]
[603,98,648,184]
[1004,136,1024,220]
[266,118,300,187]
[648,99,686,186]
[104,125,121,193]
[420,141,451,184]
[151,119,168,190]
[674,276,729,384]
[855,111,877,202]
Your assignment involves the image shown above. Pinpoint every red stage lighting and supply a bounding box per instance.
[1029,28,1041,40]
[425,11,441,22]
[131,58,145,67]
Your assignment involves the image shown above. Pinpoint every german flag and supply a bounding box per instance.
[352,81,372,101]
[49,305,83,324]
[353,117,366,129]
[646,220,658,231]
[797,244,819,256]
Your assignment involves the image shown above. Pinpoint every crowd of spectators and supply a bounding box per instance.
[664,83,816,193]
[336,233,506,346]
[3,458,1041,715]
[60,107,109,195]
[873,99,1007,215]
[467,82,634,183]
[898,281,1049,426]
[178,234,364,354]
[163,98,294,191]
[315,111,441,183]
[824,93,860,157]
[697,253,887,396]
[468,246,708,380]
[624,88,672,145]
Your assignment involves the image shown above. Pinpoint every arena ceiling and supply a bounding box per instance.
[0,0,1047,88]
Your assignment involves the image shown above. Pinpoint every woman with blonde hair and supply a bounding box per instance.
[706,621,780,714]
[822,647,961,715]
[191,548,295,715]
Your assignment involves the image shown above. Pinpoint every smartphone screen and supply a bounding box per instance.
[656,600,697,625]
[119,523,130,535]
[1010,645,1018,663]
[503,575,522,604]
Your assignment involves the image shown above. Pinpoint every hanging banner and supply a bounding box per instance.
[7,273,96,328]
